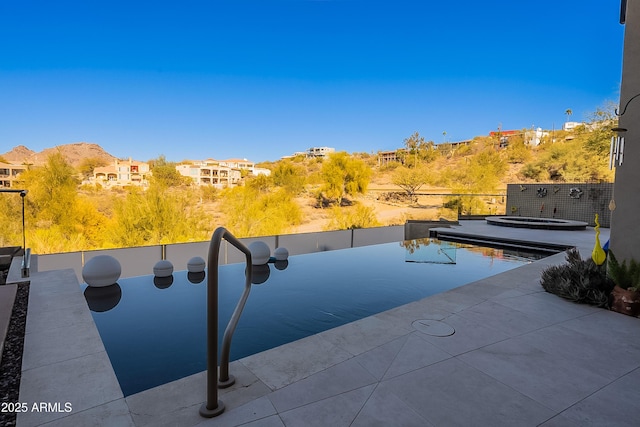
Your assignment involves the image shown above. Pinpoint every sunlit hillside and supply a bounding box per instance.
[0,108,616,254]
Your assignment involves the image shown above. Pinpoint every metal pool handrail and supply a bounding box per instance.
[219,258,253,388]
[200,227,253,418]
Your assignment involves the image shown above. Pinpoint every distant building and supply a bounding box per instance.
[489,130,520,138]
[489,130,521,147]
[378,150,403,166]
[378,140,472,164]
[176,159,241,188]
[306,147,335,158]
[489,129,548,147]
[563,121,583,131]
[219,158,255,171]
[176,158,266,188]
[0,162,26,188]
[282,148,335,160]
[253,167,272,176]
[93,159,151,187]
[436,140,472,152]
[524,128,549,146]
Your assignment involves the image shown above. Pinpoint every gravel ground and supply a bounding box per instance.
[0,282,29,427]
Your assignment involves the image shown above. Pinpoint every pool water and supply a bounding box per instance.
[82,238,548,396]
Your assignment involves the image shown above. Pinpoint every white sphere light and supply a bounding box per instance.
[187,256,206,273]
[153,260,174,277]
[83,255,121,288]
[274,247,289,261]
[248,241,271,265]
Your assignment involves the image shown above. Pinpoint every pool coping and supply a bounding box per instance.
[19,221,637,426]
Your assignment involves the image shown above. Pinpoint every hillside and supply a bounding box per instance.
[2,142,118,167]
[2,145,35,163]
[0,119,616,254]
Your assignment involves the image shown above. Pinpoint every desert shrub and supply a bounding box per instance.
[378,192,414,204]
[443,196,489,215]
[325,205,380,230]
[505,135,532,164]
[518,163,547,181]
[540,249,614,307]
[199,185,219,202]
[379,161,401,172]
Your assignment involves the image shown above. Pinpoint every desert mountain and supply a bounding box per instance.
[2,142,118,168]
[2,145,35,163]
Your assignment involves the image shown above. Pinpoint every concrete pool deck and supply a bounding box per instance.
[15,221,640,426]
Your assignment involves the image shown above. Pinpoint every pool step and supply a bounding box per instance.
[430,230,572,255]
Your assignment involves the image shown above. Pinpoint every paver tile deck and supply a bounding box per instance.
[13,221,640,426]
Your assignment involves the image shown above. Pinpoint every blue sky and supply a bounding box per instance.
[0,0,625,163]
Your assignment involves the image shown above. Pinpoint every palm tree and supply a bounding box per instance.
[565,109,573,123]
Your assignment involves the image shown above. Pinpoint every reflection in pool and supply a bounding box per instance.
[83,238,548,396]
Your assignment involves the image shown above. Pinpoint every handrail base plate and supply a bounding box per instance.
[218,375,236,389]
[199,401,225,418]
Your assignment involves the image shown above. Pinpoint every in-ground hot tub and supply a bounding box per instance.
[486,216,588,230]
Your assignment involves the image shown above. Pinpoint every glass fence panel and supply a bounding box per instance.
[278,229,353,255]
[277,232,324,255]
[37,252,83,281]
[31,225,441,279]
[352,226,403,247]
[88,246,162,280]
[165,241,209,271]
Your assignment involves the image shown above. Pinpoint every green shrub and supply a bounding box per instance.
[608,250,640,291]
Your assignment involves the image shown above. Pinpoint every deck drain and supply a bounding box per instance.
[412,319,455,337]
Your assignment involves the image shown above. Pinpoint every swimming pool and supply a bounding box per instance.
[82,238,549,396]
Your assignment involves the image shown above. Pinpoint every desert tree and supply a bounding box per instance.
[320,152,371,206]
[271,161,306,195]
[392,165,431,201]
[149,155,191,187]
[16,152,108,252]
[403,131,436,167]
[0,192,24,247]
[220,186,301,237]
[78,157,108,180]
[108,185,209,247]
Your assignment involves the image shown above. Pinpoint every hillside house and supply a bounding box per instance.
[307,147,335,158]
[176,160,241,188]
[378,150,402,166]
[0,162,26,188]
[93,159,151,187]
